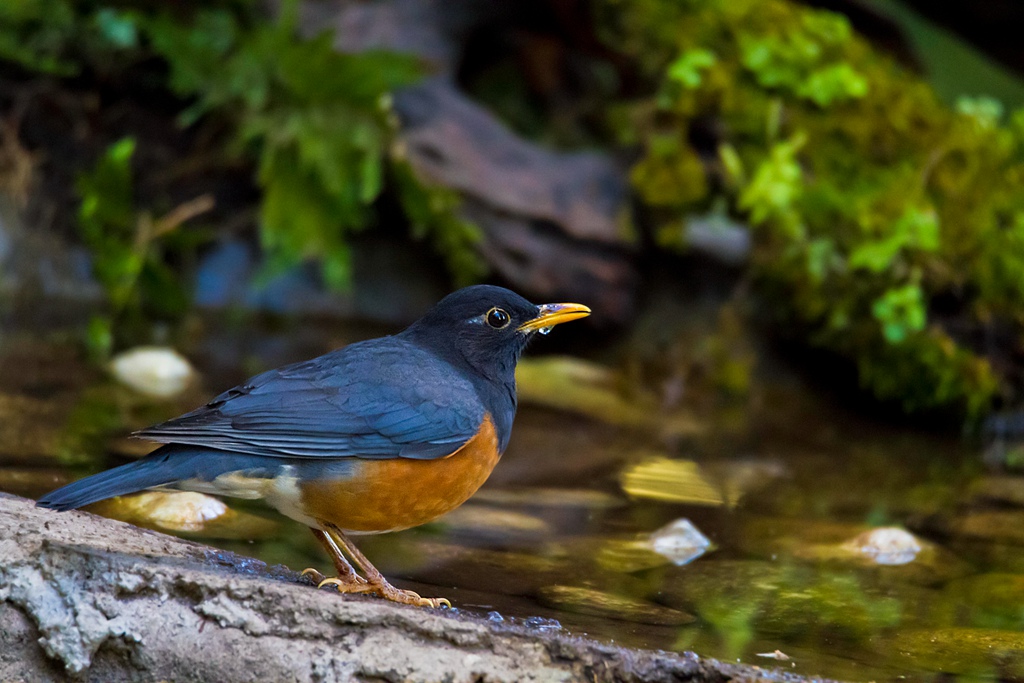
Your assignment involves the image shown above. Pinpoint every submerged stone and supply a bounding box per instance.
[658,559,902,643]
[950,510,1024,545]
[515,357,701,435]
[598,518,713,573]
[700,458,789,507]
[892,628,1024,678]
[938,573,1024,630]
[741,518,965,584]
[436,504,551,543]
[970,475,1024,507]
[402,540,566,596]
[596,538,670,574]
[537,585,695,626]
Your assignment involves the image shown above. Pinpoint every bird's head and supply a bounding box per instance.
[404,285,590,380]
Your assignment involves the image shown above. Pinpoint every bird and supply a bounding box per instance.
[37,285,590,608]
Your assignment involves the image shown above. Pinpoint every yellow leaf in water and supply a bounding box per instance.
[620,455,724,506]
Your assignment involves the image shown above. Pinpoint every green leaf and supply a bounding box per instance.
[93,8,137,49]
[393,160,484,286]
[956,95,1004,128]
[0,0,78,75]
[667,49,716,89]
[76,137,136,239]
[85,315,113,361]
[797,63,868,106]
[277,42,421,107]
[738,134,806,226]
[321,247,353,291]
[805,238,836,282]
[849,206,939,273]
[872,284,927,344]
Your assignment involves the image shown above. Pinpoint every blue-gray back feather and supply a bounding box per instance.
[135,337,485,460]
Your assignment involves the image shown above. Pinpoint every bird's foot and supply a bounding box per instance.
[315,576,377,595]
[305,567,449,607]
[302,567,371,590]
[309,523,450,608]
[370,579,451,608]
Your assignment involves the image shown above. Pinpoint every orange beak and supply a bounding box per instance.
[518,303,591,333]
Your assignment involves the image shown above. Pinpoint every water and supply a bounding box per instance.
[3,319,1023,682]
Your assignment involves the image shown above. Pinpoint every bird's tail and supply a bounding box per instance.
[36,447,190,511]
[38,446,285,512]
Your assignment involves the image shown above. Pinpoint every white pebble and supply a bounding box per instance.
[846,527,922,565]
[132,491,227,532]
[648,518,712,566]
[110,346,195,398]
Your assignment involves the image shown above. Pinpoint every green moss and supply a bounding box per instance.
[606,0,1024,419]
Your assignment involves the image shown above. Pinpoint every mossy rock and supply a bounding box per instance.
[606,0,1024,420]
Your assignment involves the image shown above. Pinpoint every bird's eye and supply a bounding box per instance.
[485,307,511,329]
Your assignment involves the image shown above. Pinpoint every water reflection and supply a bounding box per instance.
[1,325,1019,681]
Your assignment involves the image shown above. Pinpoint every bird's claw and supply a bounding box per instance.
[307,570,450,608]
[300,567,326,584]
[303,566,369,587]
[308,525,450,608]
[316,576,376,594]
[426,597,452,609]
[371,582,451,608]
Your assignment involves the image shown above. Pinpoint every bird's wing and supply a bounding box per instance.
[135,339,485,460]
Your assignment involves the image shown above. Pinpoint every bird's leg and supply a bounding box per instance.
[324,522,451,608]
[303,527,370,590]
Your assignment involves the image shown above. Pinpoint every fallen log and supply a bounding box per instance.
[0,493,817,682]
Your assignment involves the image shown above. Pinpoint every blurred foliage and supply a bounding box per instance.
[602,0,1024,419]
[76,137,197,357]
[138,3,481,288]
[0,0,482,328]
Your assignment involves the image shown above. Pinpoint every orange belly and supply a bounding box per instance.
[299,416,500,533]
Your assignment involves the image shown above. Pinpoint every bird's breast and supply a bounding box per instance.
[297,415,501,534]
